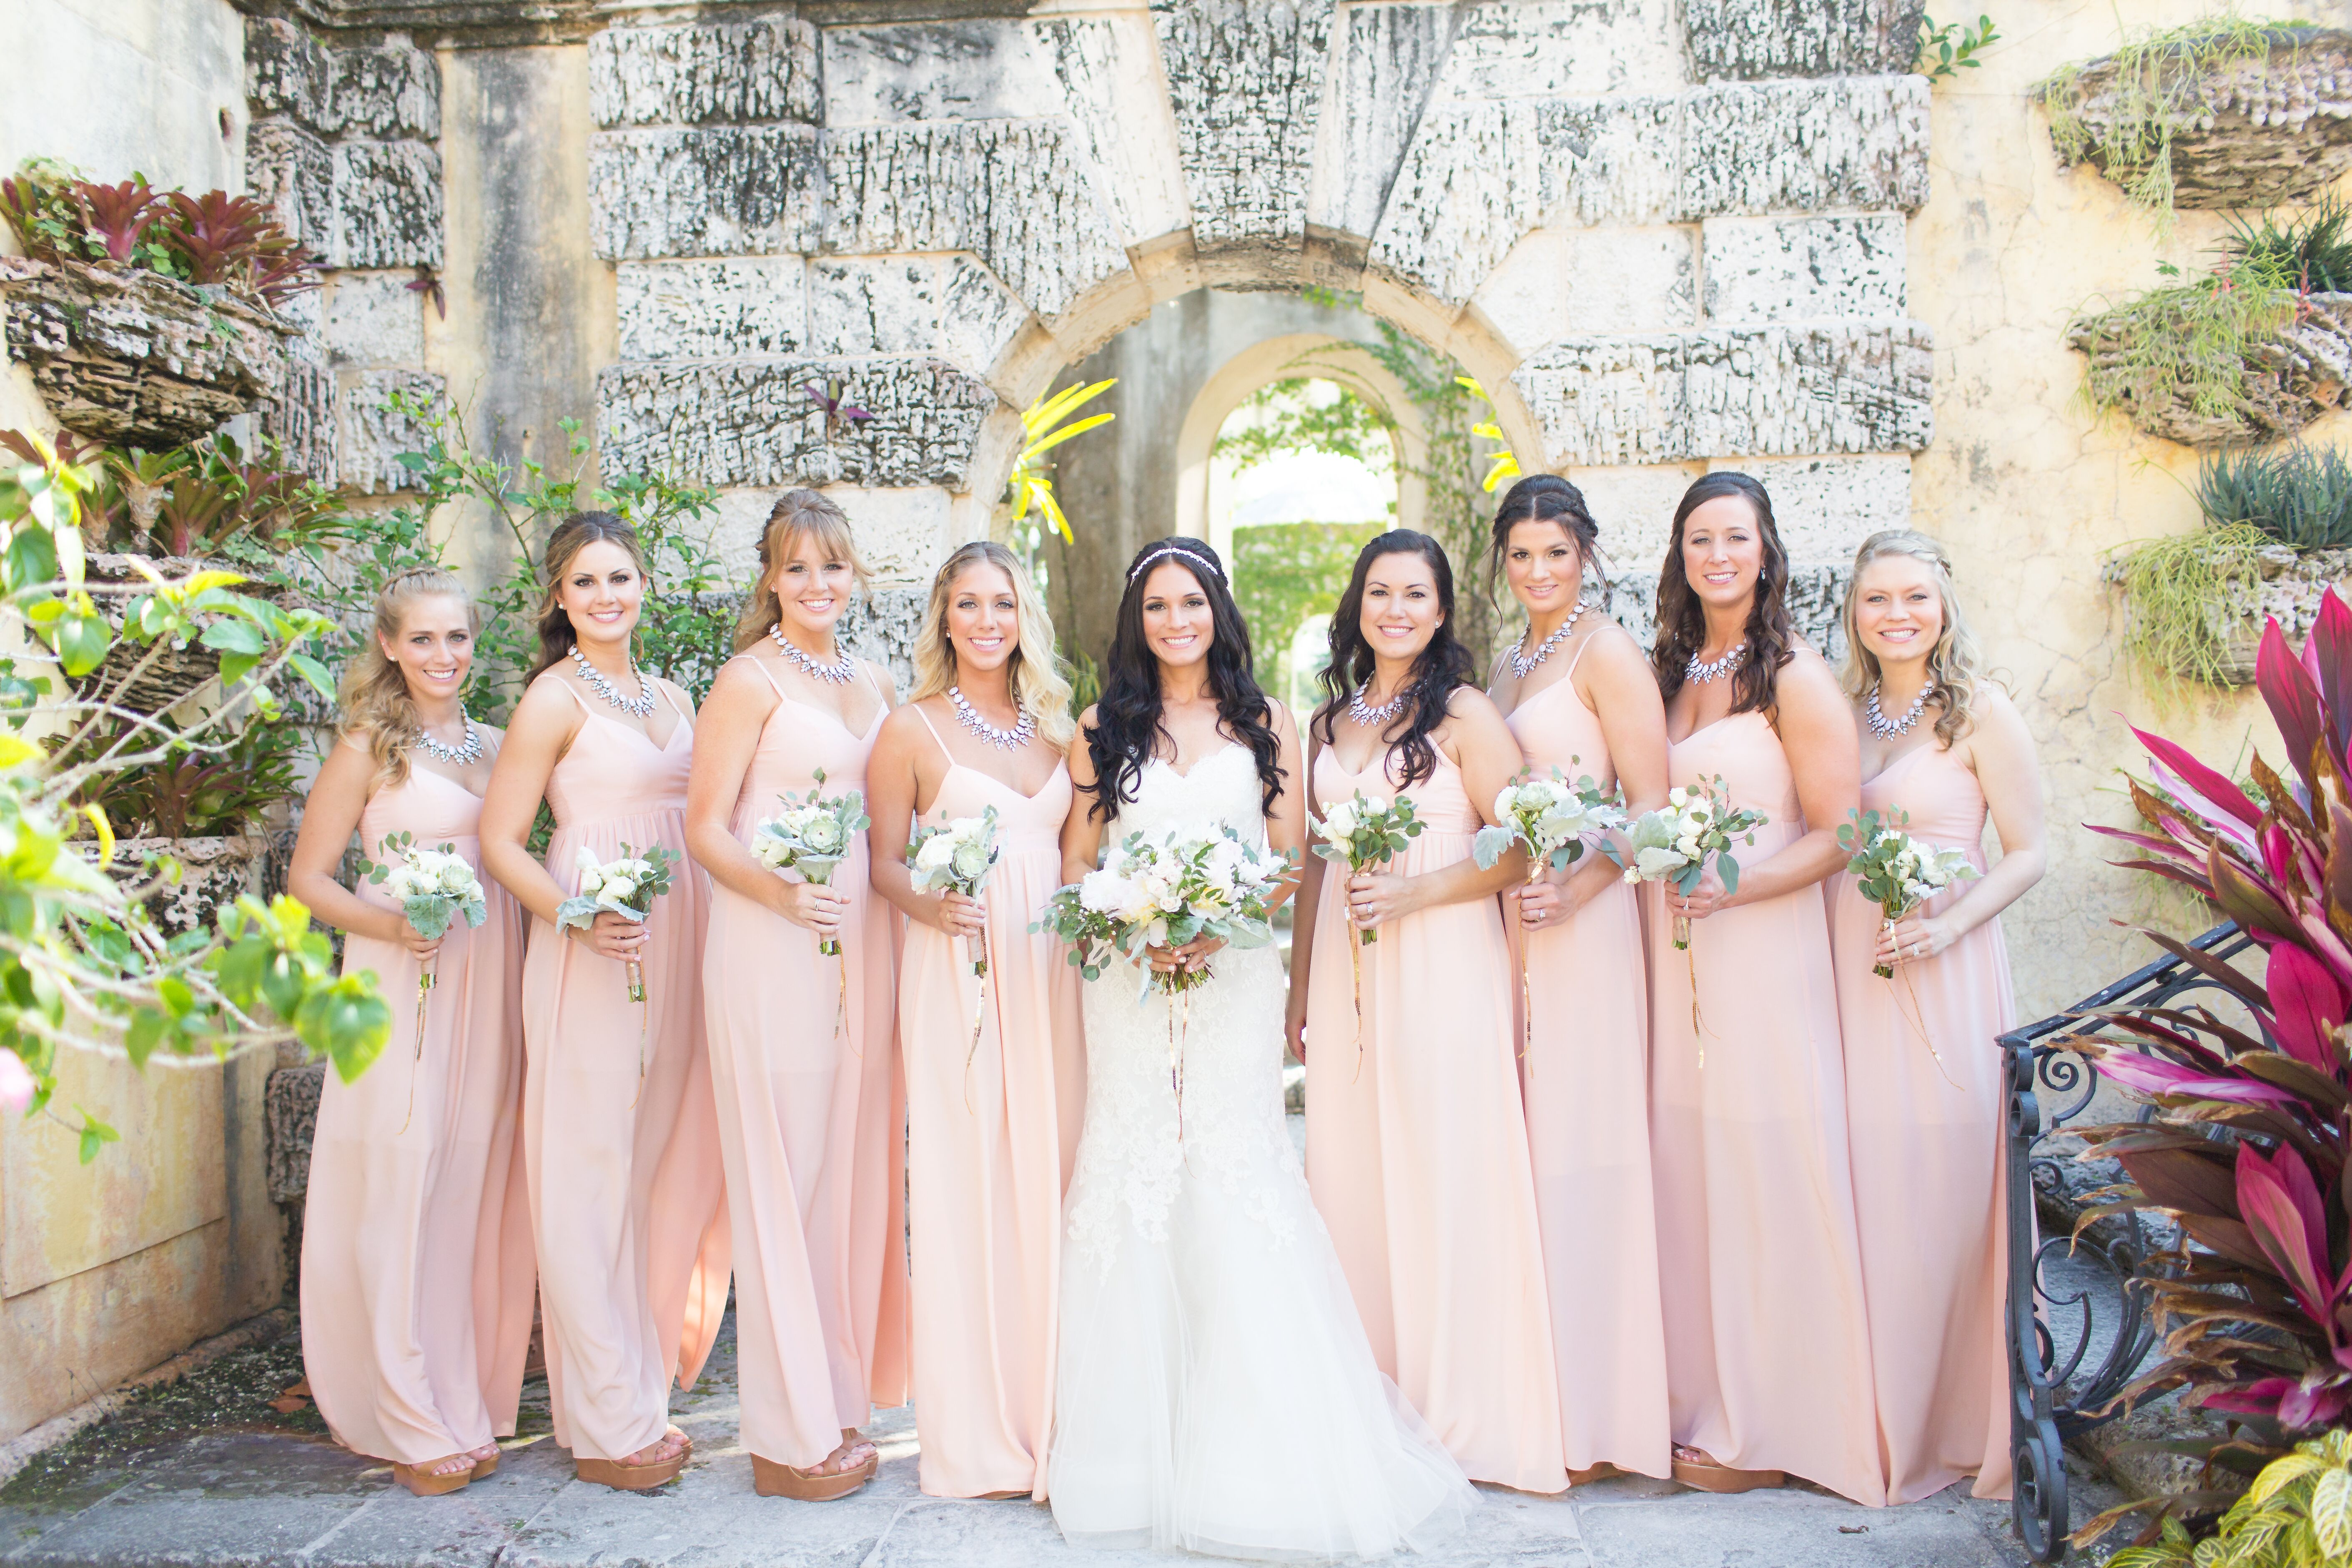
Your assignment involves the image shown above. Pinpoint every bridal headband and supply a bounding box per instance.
[1127,544,1223,586]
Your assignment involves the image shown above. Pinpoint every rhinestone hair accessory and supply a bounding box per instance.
[1126,545,1223,587]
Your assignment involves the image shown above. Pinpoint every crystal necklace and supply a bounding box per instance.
[1349,683,1409,729]
[569,642,657,718]
[1866,682,1932,739]
[412,716,482,767]
[948,685,1036,750]
[1509,602,1588,680]
[770,622,856,684]
[1685,642,1747,685]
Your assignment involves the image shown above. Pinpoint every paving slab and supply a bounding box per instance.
[0,1305,2036,1568]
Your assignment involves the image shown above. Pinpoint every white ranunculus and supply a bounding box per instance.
[914,833,956,871]
[1320,801,1359,840]
[1358,792,1390,816]
[1667,786,1689,808]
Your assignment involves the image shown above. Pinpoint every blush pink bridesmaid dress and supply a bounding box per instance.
[302,755,534,1469]
[1649,710,1882,1505]
[1830,740,2014,1503]
[1304,742,1568,1493]
[520,675,730,1467]
[896,708,1085,1499]
[703,657,910,1475]
[1502,645,1673,1483]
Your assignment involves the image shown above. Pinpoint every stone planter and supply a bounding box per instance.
[2041,26,2352,209]
[2067,292,2352,447]
[103,833,268,938]
[2111,542,2352,686]
[0,257,300,448]
[74,553,291,713]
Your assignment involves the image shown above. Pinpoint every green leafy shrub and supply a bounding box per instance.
[2106,1426,2352,1563]
[2201,443,2352,550]
[1917,12,1999,80]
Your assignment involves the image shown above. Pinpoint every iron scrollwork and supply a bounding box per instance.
[2004,921,2251,1562]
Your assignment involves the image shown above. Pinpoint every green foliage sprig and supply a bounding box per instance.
[1918,13,1999,80]
[2070,256,2300,428]
[0,436,390,1159]
[1212,377,1396,477]
[2109,520,2274,698]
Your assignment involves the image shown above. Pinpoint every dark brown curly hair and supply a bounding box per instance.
[1650,472,1797,717]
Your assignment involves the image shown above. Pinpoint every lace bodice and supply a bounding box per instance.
[1103,743,1266,847]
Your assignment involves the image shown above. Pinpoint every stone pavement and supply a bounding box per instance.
[0,1304,2080,1568]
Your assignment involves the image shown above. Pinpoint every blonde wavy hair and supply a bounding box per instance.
[1840,529,1989,749]
[339,565,477,788]
[733,489,871,652]
[911,542,1075,750]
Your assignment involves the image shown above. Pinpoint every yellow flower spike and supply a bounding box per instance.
[1455,375,1489,400]
[83,804,114,867]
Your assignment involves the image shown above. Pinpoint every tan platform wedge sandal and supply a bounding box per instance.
[750,1449,877,1500]
[576,1434,689,1492]
[469,1446,501,1480]
[390,1457,476,1497]
[1669,1446,1783,1494]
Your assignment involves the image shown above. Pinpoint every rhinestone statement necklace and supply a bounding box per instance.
[1684,642,1747,685]
[570,643,657,718]
[1866,683,1932,739]
[1509,602,1588,680]
[1349,684,1409,729]
[413,717,483,767]
[770,622,856,684]
[949,686,1036,750]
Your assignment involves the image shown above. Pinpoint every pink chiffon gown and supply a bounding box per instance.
[1649,710,1882,1505]
[1502,647,1673,1482]
[896,708,1085,1498]
[520,674,730,1465]
[1304,741,1568,1493]
[1830,740,2014,1503]
[302,751,534,1466]
[703,657,910,1472]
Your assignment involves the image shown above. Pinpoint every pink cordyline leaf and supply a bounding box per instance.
[2282,1380,2352,1429]
[2135,725,2264,831]
[2095,1049,2307,1104]
[2261,618,2327,795]
[2200,1378,2294,1418]
[2310,588,2352,760]
[2237,1142,2339,1334]
[2269,943,2352,1071]
[2262,822,2300,884]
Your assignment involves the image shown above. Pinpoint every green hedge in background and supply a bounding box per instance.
[1233,521,1385,712]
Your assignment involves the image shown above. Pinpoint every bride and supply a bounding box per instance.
[1049,537,1477,1560]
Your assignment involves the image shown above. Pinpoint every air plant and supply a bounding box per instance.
[804,379,873,445]
[1006,379,1117,544]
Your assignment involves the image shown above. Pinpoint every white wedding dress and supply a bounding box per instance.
[1048,743,1477,1561]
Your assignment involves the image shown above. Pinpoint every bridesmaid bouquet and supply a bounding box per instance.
[1838,808,1979,979]
[360,830,490,1129]
[557,843,679,1004]
[907,806,1003,979]
[751,768,869,958]
[1308,791,1424,946]
[1610,778,1768,949]
[1472,769,1627,1070]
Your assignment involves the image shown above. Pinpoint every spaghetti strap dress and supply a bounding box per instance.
[1830,740,2014,1503]
[1648,710,1883,1505]
[1501,643,1673,1482]
[301,753,534,1467]
[702,656,909,1471]
[1303,741,1568,1493]
[520,673,729,1465]
[896,706,1085,1498]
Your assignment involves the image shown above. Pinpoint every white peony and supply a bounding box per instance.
[1078,868,1136,916]
[914,833,956,871]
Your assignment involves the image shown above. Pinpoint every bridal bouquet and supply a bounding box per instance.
[557,843,679,1005]
[1611,778,1768,950]
[1309,791,1423,946]
[907,806,1002,979]
[751,768,869,958]
[1037,825,1289,997]
[1838,808,1979,979]
[1472,768,1627,1069]
[361,830,490,1127]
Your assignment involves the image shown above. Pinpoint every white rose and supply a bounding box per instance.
[1358,793,1390,815]
[1321,802,1359,840]
[1667,786,1689,808]
[914,833,956,871]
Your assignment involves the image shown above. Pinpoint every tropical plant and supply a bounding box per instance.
[2071,590,2352,1500]
[73,717,306,840]
[70,177,173,272]
[2039,17,2298,233]
[1005,379,1117,549]
[2108,1430,2352,1564]
[2227,197,2352,297]
[2109,521,2272,698]
[0,434,389,1160]
[159,189,320,309]
[1918,12,1999,80]
[2070,257,2300,430]
[0,158,321,310]
[2203,444,2352,552]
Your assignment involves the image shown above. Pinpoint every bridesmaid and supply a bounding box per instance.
[481,512,729,1491]
[867,541,1083,1500]
[1285,529,1568,1494]
[1645,472,1880,1504]
[685,492,908,1500]
[1830,530,2044,1504]
[1484,477,1673,1485]
[289,567,532,1497]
